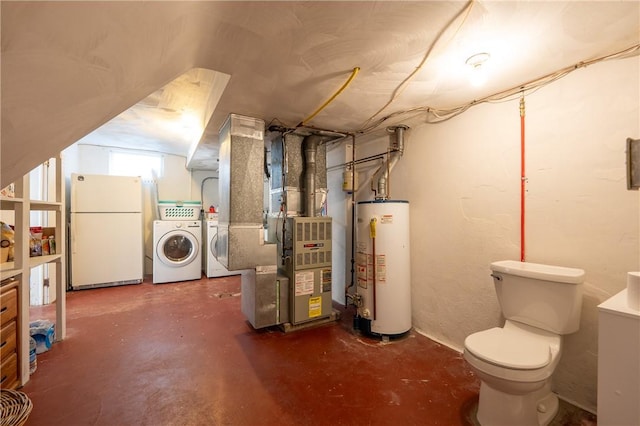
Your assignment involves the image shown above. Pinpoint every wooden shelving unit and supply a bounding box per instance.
[0,154,66,387]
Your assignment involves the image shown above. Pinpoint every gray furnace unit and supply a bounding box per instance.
[218,114,337,330]
[282,216,333,324]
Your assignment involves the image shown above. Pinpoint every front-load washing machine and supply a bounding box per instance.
[203,219,249,278]
[153,220,202,284]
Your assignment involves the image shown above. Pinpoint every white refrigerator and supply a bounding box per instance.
[70,173,144,289]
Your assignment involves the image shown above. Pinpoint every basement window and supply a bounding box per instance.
[109,150,163,182]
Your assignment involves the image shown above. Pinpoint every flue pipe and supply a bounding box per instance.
[371,125,409,200]
[303,134,323,217]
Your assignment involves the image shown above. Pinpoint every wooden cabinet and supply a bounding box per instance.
[0,277,20,389]
[0,154,66,387]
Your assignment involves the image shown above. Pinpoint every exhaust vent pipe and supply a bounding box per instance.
[390,124,407,154]
[371,125,409,200]
[303,134,323,217]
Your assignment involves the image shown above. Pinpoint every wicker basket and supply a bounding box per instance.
[1,389,33,426]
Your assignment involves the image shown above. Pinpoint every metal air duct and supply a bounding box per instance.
[217,114,275,270]
[303,134,323,217]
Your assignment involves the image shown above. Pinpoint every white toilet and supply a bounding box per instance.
[463,260,585,426]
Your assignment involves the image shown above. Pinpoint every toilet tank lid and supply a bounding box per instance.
[490,260,585,284]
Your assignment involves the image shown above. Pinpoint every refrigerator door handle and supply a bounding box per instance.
[71,176,78,212]
[70,217,76,254]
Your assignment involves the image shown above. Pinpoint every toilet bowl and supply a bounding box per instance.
[464,260,585,426]
[464,320,562,426]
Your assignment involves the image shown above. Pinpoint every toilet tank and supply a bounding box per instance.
[490,260,585,334]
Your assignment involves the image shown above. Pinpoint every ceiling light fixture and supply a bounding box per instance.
[465,52,491,87]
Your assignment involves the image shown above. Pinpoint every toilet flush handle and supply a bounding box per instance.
[490,273,503,281]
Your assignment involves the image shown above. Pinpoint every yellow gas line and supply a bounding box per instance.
[299,67,360,126]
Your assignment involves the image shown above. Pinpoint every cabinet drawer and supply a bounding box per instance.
[0,287,18,325]
[0,320,17,360]
[0,351,19,389]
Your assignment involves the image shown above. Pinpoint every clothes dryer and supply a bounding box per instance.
[153,220,202,284]
[203,219,248,278]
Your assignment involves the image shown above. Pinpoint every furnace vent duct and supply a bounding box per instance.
[269,132,328,218]
[304,134,323,217]
[217,114,276,270]
[371,125,409,200]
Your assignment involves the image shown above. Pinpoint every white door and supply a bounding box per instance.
[71,174,142,213]
[71,212,143,288]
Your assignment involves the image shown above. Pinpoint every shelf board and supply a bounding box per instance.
[0,196,25,208]
[1,198,61,210]
[0,262,23,281]
[29,254,62,268]
[29,200,62,211]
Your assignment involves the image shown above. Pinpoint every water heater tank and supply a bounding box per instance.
[356,200,411,335]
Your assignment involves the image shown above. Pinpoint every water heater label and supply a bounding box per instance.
[357,265,367,289]
[380,214,393,224]
[376,255,387,282]
[356,250,376,288]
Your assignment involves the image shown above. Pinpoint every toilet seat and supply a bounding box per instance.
[465,326,551,369]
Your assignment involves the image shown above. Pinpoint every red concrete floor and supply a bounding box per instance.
[21,275,595,426]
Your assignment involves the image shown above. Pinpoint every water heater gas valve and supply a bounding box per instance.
[347,293,364,308]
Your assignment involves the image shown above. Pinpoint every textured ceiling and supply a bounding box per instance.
[2,1,639,184]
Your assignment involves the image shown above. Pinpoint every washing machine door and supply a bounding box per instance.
[157,230,199,267]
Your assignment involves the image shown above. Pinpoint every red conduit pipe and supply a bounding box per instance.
[519,96,526,262]
[370,218,377,321]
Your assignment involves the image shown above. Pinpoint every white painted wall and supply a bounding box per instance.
[63,144,217,275]
[191,171,220,214]
[341,56,639,412]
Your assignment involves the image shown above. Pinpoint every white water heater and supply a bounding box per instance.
[356,200,411,335]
